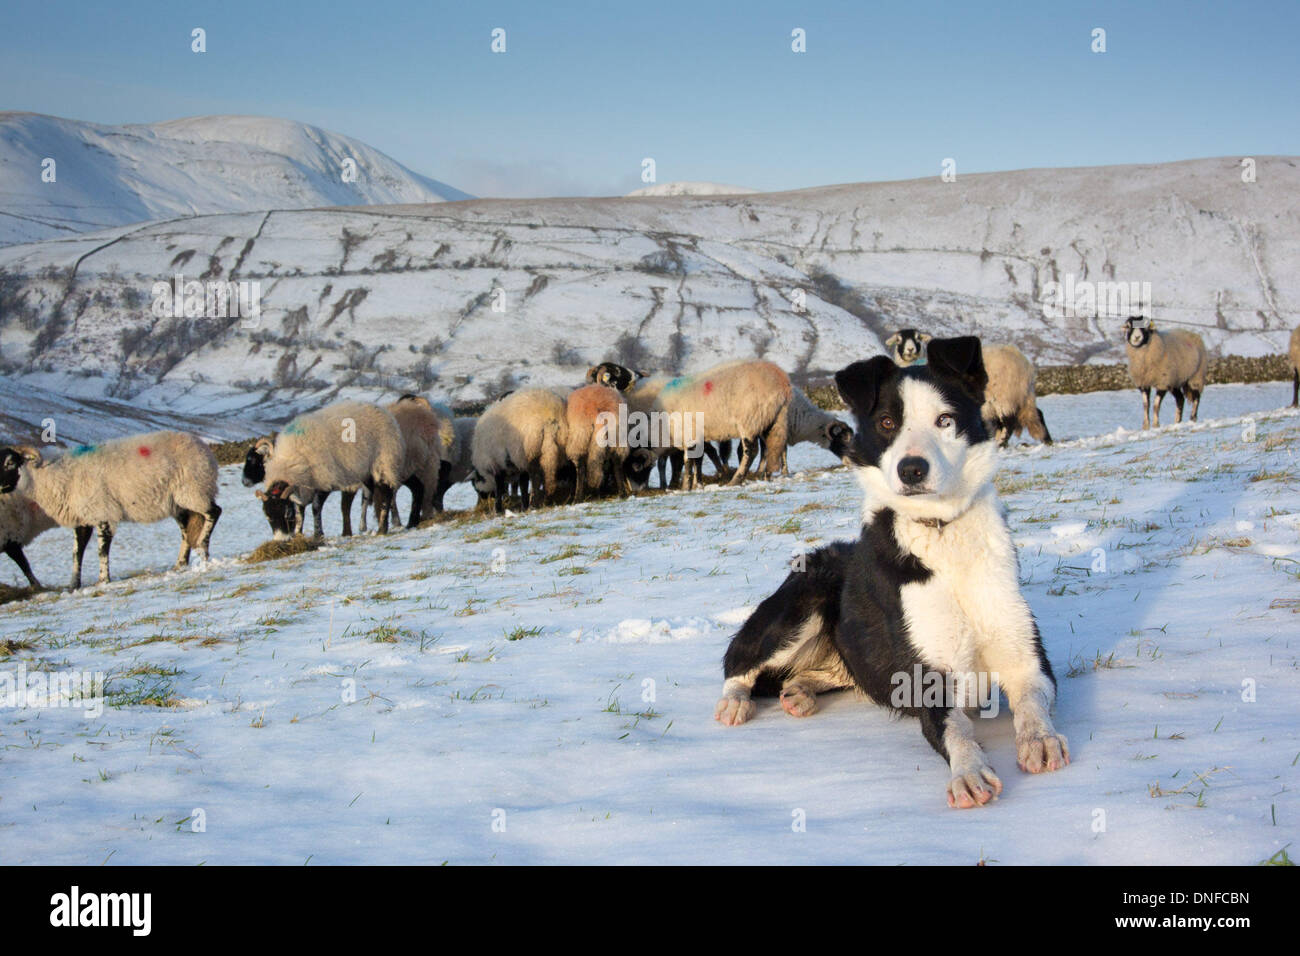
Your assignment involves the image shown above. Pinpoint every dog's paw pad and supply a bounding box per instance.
[779,685,819,718]
[714,697,755,726]
[946,766,1002,809]
[1017,733,1070,773]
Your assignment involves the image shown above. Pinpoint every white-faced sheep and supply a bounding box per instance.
[469,388,567,513]
[263,401,405,535]
[886,329,931,366]
[1123,316,1208,429]
[0,477,57,588]
[980,343,1053,447]
[756,386,853,475]
[1289,326,1299,408]
[564,384,629,501]
[0,432,221,589]
[648,360,792,490]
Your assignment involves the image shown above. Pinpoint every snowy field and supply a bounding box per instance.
[1,382,1297,865]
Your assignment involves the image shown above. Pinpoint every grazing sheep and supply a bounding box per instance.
[264,401,405,535]
[425,401,461,514]
[1289,327,1300,408]
[650,360,792,490]
[980,344,1053,447]
[469,389,568,513]
[386,395,446,527]
[0,476,57,588]
[564,384,629,501]
[886,329,931,366]
[758,386,853,475]
[243,434,367,537]
[1123,316,1208,429]
[0,432,221,589]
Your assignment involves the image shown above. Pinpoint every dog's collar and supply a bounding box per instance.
[915,516,947,529]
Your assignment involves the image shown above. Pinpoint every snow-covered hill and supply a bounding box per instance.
[0,113,471,246]
[0,156,1296,440]
[626,181,757,197]
[1,390,1296,864]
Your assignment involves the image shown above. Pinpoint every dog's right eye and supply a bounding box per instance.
[878,416,896,432]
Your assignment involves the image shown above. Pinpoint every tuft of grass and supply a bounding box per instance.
[1260,845,1294,866]
[504,625,544,642]
[246,535,325,564]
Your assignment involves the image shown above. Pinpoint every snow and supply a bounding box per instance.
[626,181,757,197]
[0,112,471,246]
[2,386,1297,864]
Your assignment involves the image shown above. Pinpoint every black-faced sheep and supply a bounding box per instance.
[243,434,368,537]
[1123,316,1208,429]
[564,384,629,501]
[1289,326,1300,408]
[649,360,792,490]
[981,344,1053,447]
[0,478,57,588]
[586,362,647,392]
[263,401,405,535]
[757,386,853,475]
[469,389,567,513]
[886,329,931,366]
[0,432,221,589]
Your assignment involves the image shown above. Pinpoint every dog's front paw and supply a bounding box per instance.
[714,696,756,726]
[1017,732,1070,773]
[779,683,819,718]
[946,765,1003,809]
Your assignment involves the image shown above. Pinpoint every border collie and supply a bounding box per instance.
[715,336,1068,808]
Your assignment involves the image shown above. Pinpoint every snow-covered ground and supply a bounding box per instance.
[1,384,1297,864]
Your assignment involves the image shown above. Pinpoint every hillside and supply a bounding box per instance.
[0,113,471,246]
[0,156,1297,440]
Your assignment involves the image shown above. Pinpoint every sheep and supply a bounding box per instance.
[243,434,368,537]
[614,372,734,489]
[386,394,446,527]
[425,401,462,514]
[0,476,57,588]
[1123,316,1208,429]
[263,401,405,535]
[980,343,1053,447]
[469,388,568,513]
[757,386,853,475]
[444,417,477,488]
[649,359,792,490]
[886,329,931,366]
[1289,326,1300,408]
[586,362,647,392]
[0,432,221,589]
[564,384,630,501]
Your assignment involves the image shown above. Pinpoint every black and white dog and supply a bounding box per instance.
[715,336,1068,809]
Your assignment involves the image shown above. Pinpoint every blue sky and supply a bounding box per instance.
[3,0,1298,197]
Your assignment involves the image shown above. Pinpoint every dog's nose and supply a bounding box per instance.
[897,456,929,486]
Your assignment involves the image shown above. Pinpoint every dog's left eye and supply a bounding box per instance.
[936,414,954,428]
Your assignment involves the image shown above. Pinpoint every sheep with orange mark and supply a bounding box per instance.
[0,431,221,588]
[564,383,629,501]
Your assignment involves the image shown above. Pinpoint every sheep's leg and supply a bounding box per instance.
[717,440,733,470]
[198,503,221,562]
[571,455,587,504]
[758,411,789,482]
[373,484,394,533]
[703,442,729,479]
[734,440,755,483]
[669,450,684,488]
[655,455,668,489]
[310,492,326,538]
[96,522,114,585]
[4,542,41,589]
[335,490,353,537]
[530,463,549,508]
[493,470,509,514]
[433,460,452,512]
[1031,407,1053,445]
[1292,372,1299,408]
[1153,389,1167,428]
[1139,388,1151,430]
[404,477,424,528]
[1188,388,1201,422]
[614,458,630,498]
[174,509,194,568]
[70,525,93,590]
[586,450,606,500]
[291,502,305,536]
[1171,387,1185,423]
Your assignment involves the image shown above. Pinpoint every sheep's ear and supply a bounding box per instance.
[884,333,900,348]
[835,356,896,419]
[15,445,42,465]
[918,332,933,344]
[927,336,988,400]
[584,367,599,383]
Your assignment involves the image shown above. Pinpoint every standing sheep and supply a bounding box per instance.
[469,388,568,513]
[757,386,853,475]
[650,360,792,490]
[0,432,221,589]
[0,477,57,588]
[1289,326,1300,408]
[243,434,369,537]
[386,395,446,528]
[1123,316,1208,429]
[263,401,405,536]
[564,384,630,502]
[981,343,1053,447]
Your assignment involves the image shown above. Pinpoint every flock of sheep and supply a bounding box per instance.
[1,318,1298,593]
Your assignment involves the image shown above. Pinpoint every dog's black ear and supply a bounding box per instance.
[926,336,988,399]
[835,356,895,419]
